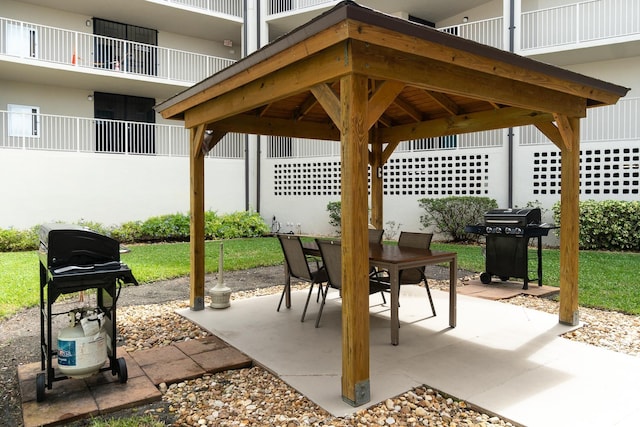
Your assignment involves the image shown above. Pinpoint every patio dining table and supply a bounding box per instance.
[286,240,457,345]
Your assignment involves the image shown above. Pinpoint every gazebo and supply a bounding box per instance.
[156,1,629,406]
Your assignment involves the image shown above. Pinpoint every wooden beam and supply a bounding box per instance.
[192,123,206,156]
[534,121,563,150]
[424,90,460,116]
[189,125,206,311]
[212,114,341,140]
[367,80,405,128]
[159,22,351,120]
[310,83,342,130]
[378,106,555,143]
[184,43,352,128]
[340,73,371,407]
[381,140,401,164]
[558,117,581,326]
[350,40,587,118]
[345,20,623,106]
[553,113,575,151]
[201,129,227,155]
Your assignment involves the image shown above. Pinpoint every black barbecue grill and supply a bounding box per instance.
[37,223,138,401]
[464,208,555,290]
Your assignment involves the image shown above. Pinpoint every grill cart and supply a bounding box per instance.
[37,224,138,402]
[465,208,556,290]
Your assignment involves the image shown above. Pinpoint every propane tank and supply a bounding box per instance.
[57,309,107,378]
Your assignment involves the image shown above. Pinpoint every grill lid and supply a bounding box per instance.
[39,223,120,269]
[484,208,541,226]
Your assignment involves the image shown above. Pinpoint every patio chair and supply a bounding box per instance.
[368,228,384,244]
[375,231,436,317]
[277,234,327,321]
[367,227,386,303]
[314,239,389,328]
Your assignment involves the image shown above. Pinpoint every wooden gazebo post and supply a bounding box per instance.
[536,115,581,325]
[557,116,581,325]
[340,73,371,405]
[188,125,227,311]
[189,125,206,310]
[369,137,383,230]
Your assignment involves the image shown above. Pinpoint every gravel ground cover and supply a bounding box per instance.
[2,266,639,426]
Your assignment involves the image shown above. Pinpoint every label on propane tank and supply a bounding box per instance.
[58,334,106,367]
[58,340,76,366]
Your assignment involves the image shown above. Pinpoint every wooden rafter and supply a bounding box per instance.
[295,93,320,121]
[424,90,460,116]
[258,104,272,117]
[392,95,423,122]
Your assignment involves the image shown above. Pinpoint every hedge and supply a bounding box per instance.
[0,210,269,252]
[552,200,640,251]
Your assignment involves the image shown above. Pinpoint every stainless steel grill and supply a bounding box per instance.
[465,208,555,289]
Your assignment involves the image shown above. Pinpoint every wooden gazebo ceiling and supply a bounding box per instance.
[157,1,628,144]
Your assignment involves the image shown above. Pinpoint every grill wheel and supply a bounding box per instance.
[480,272,491,284]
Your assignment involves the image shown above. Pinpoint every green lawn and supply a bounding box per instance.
[1,237,638,319]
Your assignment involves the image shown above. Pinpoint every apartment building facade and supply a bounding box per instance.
[1,0,638,236]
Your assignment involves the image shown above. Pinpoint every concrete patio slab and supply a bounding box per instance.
[179,285,640,427]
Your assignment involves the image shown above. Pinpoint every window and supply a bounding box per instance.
[8,104,40,138]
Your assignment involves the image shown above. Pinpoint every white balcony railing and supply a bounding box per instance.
[156,0,244,18]
[0,17,236,84]
[521,0,640,51]
[438,17,504,50]
[268,0,332,15]
[520,97,640,145]
[0,111,245,159]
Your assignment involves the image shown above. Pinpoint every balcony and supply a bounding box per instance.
[438,17,504,50]
[266,0,639,65]
[155,0,244,18]
[0,110,244,159]
[0,17,236,99]
[519,0,640,65]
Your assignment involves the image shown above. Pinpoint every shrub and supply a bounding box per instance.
[213,210,269,239]
[418,196,498,242]
[139,213,191,242]
[0,227,38,252]
[326,201,342,233]
[552,200,640,251]
[109,221,144,244]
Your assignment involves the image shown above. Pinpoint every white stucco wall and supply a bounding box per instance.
[0,149,245,229]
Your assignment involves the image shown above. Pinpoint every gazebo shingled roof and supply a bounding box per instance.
[156,0,629,406]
